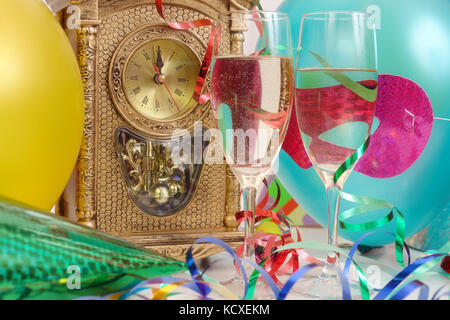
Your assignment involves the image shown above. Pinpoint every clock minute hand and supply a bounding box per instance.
[152,62,181,112]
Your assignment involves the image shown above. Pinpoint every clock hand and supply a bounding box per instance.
[156,45,164,71]
[152,62,181,112]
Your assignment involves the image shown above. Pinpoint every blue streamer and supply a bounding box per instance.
[374,253,445,300]
[77,234,448,300]
[389,280,429,300]
[187,237,250,299]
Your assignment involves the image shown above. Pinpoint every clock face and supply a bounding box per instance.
[123,39,201,121]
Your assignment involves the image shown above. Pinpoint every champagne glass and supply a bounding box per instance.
[210,11,294,297]
[295,11,378,299]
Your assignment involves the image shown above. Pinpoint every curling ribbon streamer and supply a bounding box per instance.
[242,104,288,129]
[213,101,288,129]
[309,51,378,102]
[85,236,448,300]
[234,179,323,288]
[333,137,408,268]
[155,0,216,104]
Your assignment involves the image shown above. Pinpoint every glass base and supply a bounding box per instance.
[221,276,277,300]
[289,266,373,300]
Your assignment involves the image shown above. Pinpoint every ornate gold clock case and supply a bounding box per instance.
[58,0,258,259]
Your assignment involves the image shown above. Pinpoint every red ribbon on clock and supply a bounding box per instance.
[155,0,218,104]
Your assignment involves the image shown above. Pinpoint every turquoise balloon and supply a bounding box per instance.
[281,0,449,118]
[277,0,450,246]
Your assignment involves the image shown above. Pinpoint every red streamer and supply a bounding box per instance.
[235,179,322,286]
[155,0,217,104]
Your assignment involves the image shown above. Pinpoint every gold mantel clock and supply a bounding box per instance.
[58,0,259,260]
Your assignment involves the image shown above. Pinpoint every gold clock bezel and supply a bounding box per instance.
[109,24,211,137]
[122,38,201,122]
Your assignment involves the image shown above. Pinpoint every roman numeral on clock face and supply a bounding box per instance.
[142,51,151,61]
[132,61,142,70]
[141,96,149,106]
[174,88,183,96]
[168,98,174,108]
[132,86,141,95]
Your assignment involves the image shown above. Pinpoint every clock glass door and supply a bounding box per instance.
[115,126,209,217]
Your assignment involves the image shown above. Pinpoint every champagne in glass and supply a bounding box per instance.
[211,11,294,298]
[212,56,293,179]
[297,68,377,185]
[295,11,378,299]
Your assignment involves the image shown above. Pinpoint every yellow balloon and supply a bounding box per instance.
[0,0,84,211]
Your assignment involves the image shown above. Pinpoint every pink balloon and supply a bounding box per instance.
[283,75,434,178]
[356,75,433,178]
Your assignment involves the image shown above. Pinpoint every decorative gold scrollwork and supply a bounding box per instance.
[122,139,145,192]
[120,137,187,200]
[116,127,197,217]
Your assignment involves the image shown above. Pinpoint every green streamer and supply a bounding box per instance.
[334,137,370,185]
[338,190,407,267]
[309,51,378,102]
[330,133,407,267]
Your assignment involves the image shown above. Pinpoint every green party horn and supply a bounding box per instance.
[0,198,186,300]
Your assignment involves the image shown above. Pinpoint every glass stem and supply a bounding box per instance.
[242,187,257,265]
[323,184,341,277]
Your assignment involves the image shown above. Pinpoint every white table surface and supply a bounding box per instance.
[132,227,449,300]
